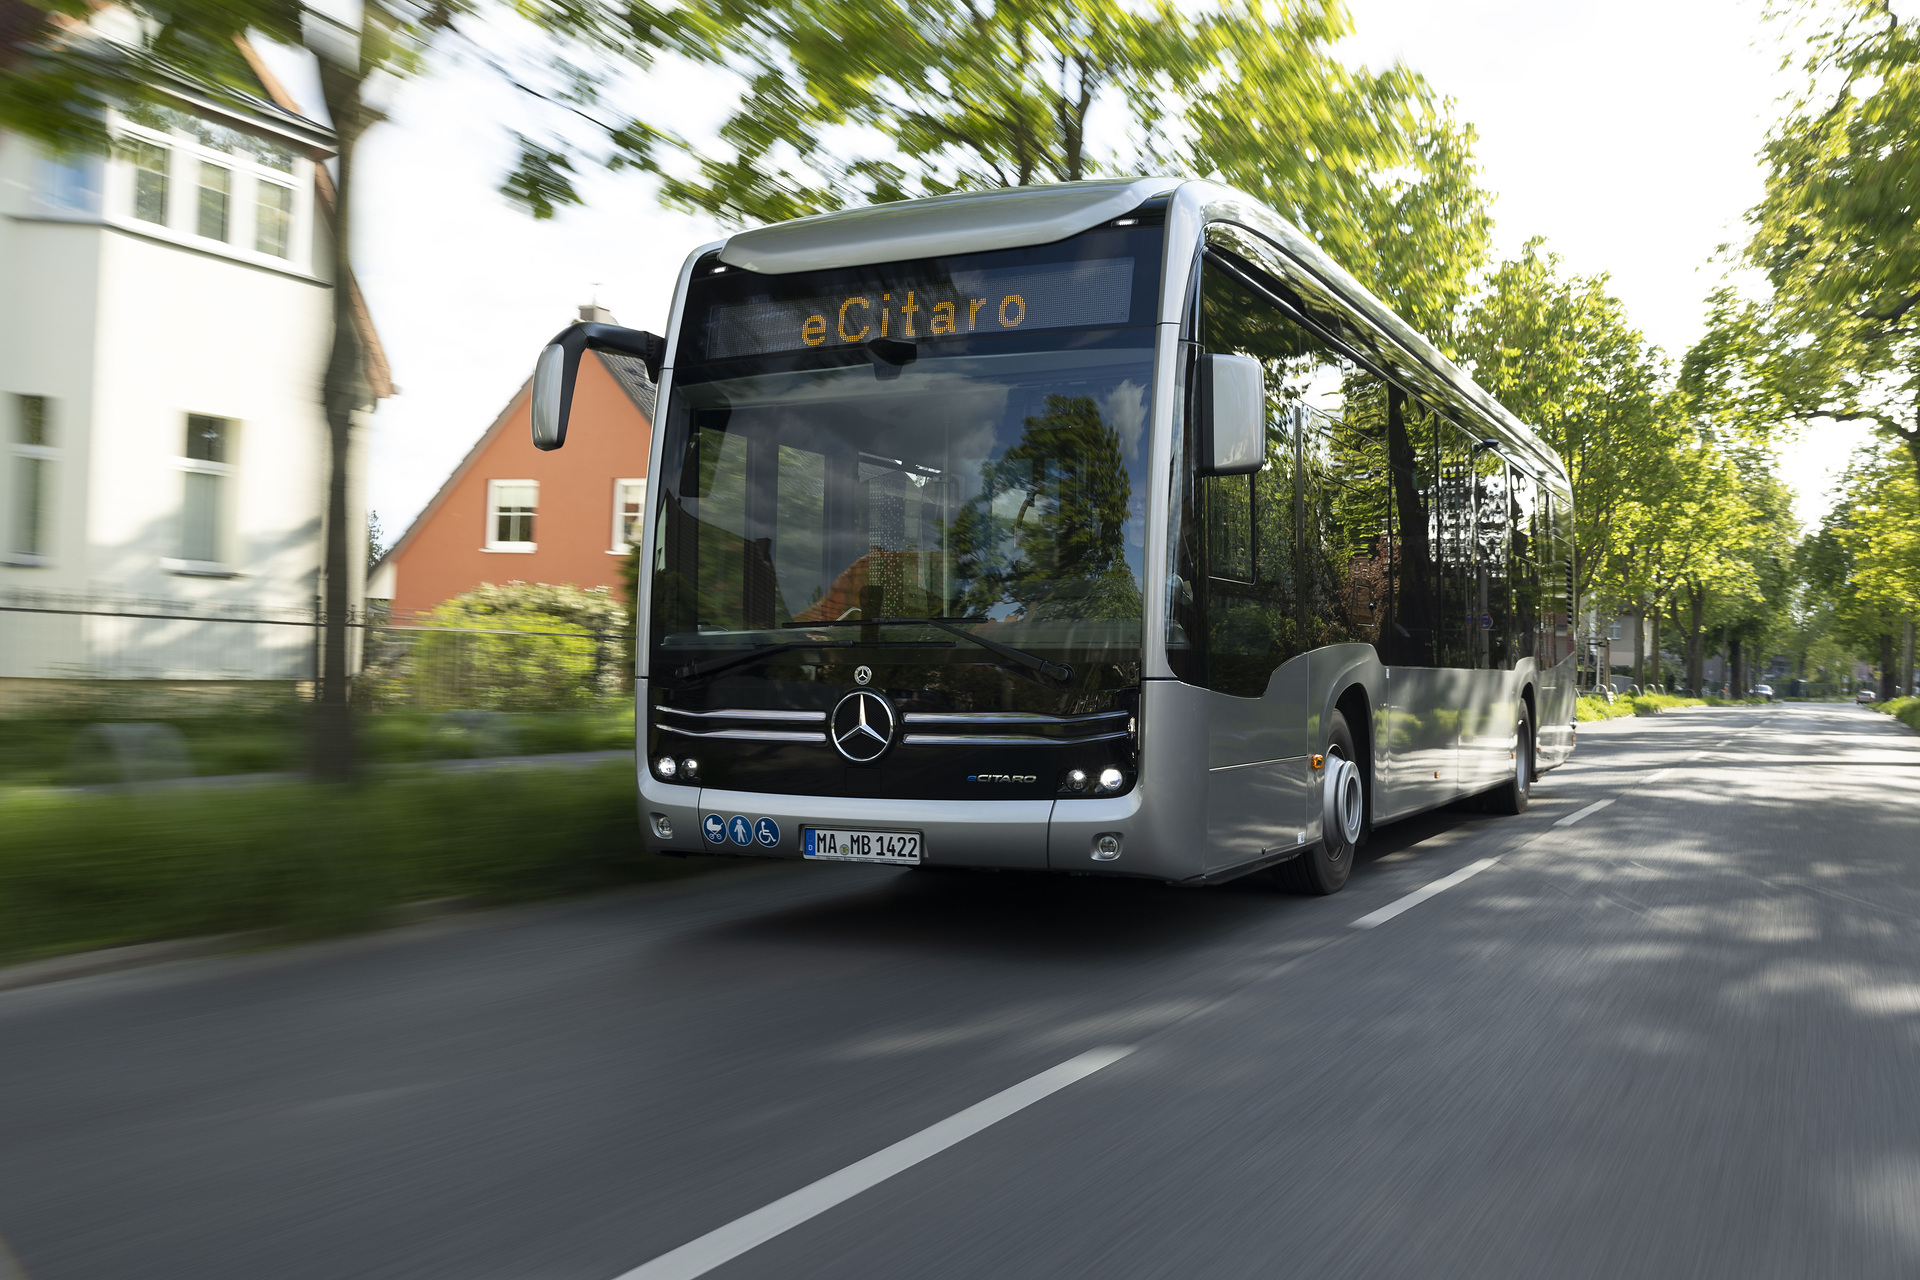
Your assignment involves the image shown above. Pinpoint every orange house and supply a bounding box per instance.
[369,314,655,620]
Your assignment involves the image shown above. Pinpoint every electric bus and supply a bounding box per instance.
[530,178,1577,894]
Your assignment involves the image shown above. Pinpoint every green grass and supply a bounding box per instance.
[0,763,714,967]
[1575,695,1635,722]
[0,708,636,787]
[1869,696,1920,733]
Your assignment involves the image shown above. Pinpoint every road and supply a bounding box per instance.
[2,704,1918,1279]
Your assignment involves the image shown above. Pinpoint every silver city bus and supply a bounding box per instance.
[531,178,1577,894]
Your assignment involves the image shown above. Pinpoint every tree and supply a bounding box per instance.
[1714,0,1920,489]
[1458,241,1675,619]
[629,0,1492,329]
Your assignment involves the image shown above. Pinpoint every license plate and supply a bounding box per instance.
[803,827,922,865]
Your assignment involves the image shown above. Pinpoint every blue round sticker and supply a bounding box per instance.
[727,815,753,846]
[702,813,726,844]
[754,816,781,847]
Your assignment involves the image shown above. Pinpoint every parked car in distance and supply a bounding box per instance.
[1857,688,1878,704]
[1754,684,1774,702]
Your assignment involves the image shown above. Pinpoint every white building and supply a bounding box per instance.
[0,28,387,690]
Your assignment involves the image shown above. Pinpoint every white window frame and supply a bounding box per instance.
[108,109,313,273]
[165,413,238,576]
[611,477,647,553]
[5,395,57,567]
[486,479,538,552]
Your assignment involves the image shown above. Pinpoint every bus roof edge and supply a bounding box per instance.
[716,177,1182,275]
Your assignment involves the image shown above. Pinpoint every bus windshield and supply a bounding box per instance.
[649,228,1163,675]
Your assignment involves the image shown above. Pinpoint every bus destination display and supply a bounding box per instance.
[698,257,1135,360]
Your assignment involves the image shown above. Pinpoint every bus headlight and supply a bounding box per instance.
[654,755,678,780]
[679,758,700,781]
[1097,767,1124,792]
[1092,834,1122,861]
[651,814,673,839]
[1062,769,1089,794]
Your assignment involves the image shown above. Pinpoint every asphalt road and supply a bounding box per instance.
[3,703,1919,1279]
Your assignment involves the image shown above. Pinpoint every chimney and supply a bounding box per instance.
[578,303,616,324]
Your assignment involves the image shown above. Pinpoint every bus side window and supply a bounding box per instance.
[1385,394,1439,665]
[1193,250,1314,698]
[1508,466,1541,661]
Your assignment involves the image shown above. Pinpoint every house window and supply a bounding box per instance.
[38,150,101,214]
[125,138,169,225]
[178,414,233,565]
[612,478,647,551]
[488,480,537,551]
[7,395,55,564]
[255,181,293,257]
[197,162,230,240]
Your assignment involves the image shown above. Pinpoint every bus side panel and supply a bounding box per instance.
[1537,652,1578,768]
[1458,667,1516,791]
[1205,654,1310,870]
[1049,678,1210,879]
[1380,666,1457,821]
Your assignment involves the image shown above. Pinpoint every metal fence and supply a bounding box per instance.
[0,591,625,711]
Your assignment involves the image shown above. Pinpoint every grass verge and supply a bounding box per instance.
[1869,696,1920,732]
[1575,696,1636,722]
[0,763,714,967]
[1629,693,1708,716]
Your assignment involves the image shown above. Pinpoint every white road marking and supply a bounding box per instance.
[1349,858,1500,930]
[1554,799,1616,828]
[1642,768,1674,786]
[611,1046,1137,1280]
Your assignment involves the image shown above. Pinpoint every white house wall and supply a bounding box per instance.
[0,119,362,685]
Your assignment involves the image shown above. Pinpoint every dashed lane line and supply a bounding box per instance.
[1348,858,1502,930]
[611,1046,1138,1280]
[1554,799,1616,828]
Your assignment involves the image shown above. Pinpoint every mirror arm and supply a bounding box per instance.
[531,323,667,453]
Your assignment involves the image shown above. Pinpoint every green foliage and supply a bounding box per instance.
[1575,695,1634,722]
[1629,693,1707,716]
[1459,240,1676,604]
[1691,0,1920,485]
[0,764,711,966]
[1871,695,1920,730]
[362,582,627,711]
[626,0,1492,335]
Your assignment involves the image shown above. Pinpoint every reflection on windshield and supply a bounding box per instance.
[652,346,1154,654]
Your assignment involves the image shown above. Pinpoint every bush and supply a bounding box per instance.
[1629,693,1708,716]
[0,763,710,966]
[1871,696,1920,732]
[1575,695,1634,722]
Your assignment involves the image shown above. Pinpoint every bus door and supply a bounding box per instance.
[1200,423,1309,869]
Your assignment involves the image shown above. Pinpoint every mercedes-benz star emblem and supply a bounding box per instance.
[854,665,873,686]
[831,689,897,763]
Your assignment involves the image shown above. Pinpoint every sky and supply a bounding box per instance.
[259,0,1874,542]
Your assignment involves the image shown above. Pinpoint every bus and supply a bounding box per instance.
[530,178,1577,894]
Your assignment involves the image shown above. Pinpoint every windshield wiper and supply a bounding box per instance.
[784,617,1074,685]
[672,637,952,682]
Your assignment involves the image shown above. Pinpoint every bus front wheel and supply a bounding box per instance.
[1276,710,1362,895]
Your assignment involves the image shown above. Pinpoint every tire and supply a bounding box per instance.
[1486,703,1533,816]
[1276,710,1362,895]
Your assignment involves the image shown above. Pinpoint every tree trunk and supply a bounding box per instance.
[1903,617,1916,701]
[1730,637,1742,700]
[1687,590,1705,695]
[1632,607,1645,690]
[1881,632,1897,702]
[312,64,371,781]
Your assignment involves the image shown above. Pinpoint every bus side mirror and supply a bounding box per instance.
[1196,353,1264,476]
[531,323,667,451]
